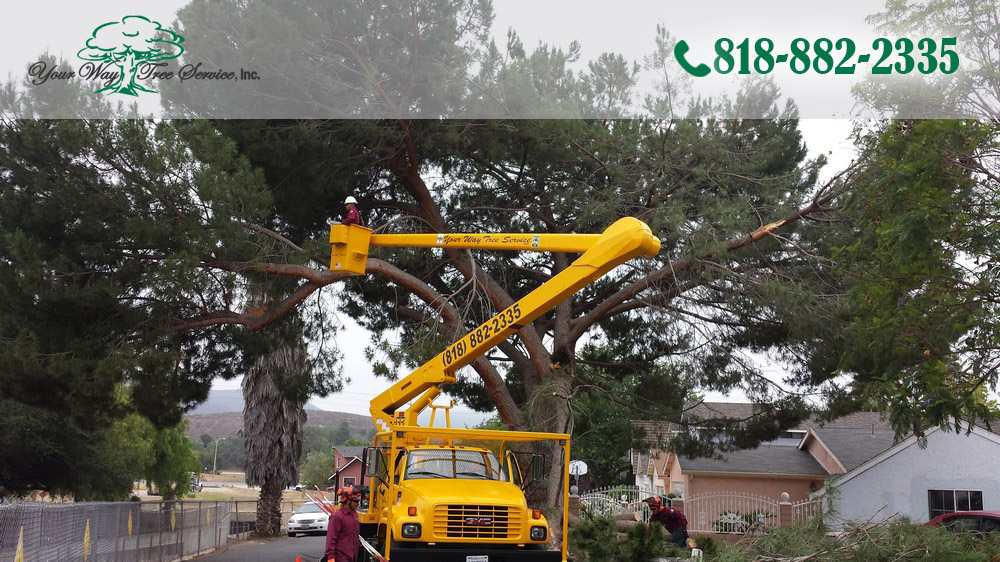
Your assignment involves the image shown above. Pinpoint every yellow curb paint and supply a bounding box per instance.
[15,526,24,562]
[83,519,91,561]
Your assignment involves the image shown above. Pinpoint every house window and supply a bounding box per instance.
[928,490,983,519]
[336,458,342,469]
[343,477,356,487]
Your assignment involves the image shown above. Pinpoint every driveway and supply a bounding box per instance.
[194,535,327,562]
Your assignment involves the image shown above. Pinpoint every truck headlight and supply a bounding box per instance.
[530,526,547,541]
[401,523,422,538]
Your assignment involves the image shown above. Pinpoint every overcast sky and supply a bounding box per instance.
[2,1,864,424]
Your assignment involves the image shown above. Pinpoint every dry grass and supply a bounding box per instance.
[206,471,250,484]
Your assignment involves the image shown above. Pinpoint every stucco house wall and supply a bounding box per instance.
[687,474,820,502]
[828,427,1000,524]
[666,456,685,496]
[801,436,845,475]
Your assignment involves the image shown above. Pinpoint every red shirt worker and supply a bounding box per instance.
[645,496,689,548]
[342,196,363,226]
[323,486,363,562]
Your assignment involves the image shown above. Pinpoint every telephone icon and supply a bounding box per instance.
[674,40,710,77]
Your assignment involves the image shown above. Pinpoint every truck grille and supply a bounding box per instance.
[433,505,521,539]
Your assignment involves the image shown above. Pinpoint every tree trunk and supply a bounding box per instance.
[255,480,284,537]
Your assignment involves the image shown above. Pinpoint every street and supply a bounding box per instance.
[194,534,327,562]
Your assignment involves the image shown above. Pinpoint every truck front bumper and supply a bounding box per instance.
[385,547,561,562]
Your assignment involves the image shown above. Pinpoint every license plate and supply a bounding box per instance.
[466,556,488,562]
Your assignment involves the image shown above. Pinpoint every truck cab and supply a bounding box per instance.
[360,430,560,562]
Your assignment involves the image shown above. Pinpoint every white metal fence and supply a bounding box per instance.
[791,497,823,525]
[684,492,779,534]
[579,486,659,522]
[0,499,311,562]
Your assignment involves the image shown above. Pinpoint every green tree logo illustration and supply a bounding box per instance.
[77,15,184,96]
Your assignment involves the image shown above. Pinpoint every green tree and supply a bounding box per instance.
[158,0,857,520]
[145,419,200,501]
[333,421,352,445]
[299,449,334,490]
[0,400,156,500]
[835,119,1000,436]
[301,426,334,457]
[200,434,213,448]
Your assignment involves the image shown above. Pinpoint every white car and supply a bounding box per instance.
[287,502,329,537]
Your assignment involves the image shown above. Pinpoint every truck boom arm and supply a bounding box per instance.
[329,217,660,431]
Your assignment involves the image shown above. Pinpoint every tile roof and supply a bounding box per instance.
[684,402,760,422]
[631,420,679,446]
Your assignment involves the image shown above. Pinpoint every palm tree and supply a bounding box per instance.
[240,296,309,537]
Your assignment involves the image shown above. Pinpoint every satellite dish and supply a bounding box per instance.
[569,460,589,476]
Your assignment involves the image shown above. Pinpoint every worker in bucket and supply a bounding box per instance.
[341,196,363,226]
[645,496,689,548]
[322,486,363,562]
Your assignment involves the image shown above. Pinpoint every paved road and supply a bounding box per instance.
[193,535,327,562]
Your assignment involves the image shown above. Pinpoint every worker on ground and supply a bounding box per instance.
[645,496,689,548]
[322,486,363,562]
[341,196,363,226]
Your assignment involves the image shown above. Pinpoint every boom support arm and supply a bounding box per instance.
[329,218,660,432]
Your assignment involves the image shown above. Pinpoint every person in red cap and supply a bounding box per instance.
[322,486,363,562]
[645,496,689,548]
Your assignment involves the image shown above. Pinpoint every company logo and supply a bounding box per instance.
[25,15,261,98]
[464,517,493,527]
[77,15,184,96]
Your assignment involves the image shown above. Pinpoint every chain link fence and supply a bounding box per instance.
[0,499,312,562]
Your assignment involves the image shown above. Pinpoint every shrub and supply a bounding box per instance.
[569,511,674,561]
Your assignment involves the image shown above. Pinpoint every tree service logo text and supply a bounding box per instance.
[26,15,260,96]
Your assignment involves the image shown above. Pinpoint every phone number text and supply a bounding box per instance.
[676,37,959,76]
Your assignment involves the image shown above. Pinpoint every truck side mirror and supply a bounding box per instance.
[364,447,380,478]
[532,454,545,481]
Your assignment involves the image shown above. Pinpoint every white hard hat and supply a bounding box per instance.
[344,196,358,204]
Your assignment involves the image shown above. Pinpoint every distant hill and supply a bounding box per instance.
[187,389,323,416]
[185,410,374,440]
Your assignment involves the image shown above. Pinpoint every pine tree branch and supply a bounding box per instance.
[567,165,857,345]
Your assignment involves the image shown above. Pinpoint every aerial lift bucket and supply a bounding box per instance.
[329,224,373,275]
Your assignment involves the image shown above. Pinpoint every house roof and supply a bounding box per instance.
[794,411,895,471]
[631,402,768,447]
[685,402,759,422]
[334,445,365,460]
[632,420,679,446]
[807,427,897,471]
[817,424,1000,494]
[678,442,828,476]
[631,449,651,475]
[650,450,668,476]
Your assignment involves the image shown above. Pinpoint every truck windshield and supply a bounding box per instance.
[405,449,506,481]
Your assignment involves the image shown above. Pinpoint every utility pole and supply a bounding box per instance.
[213,437,227,474]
